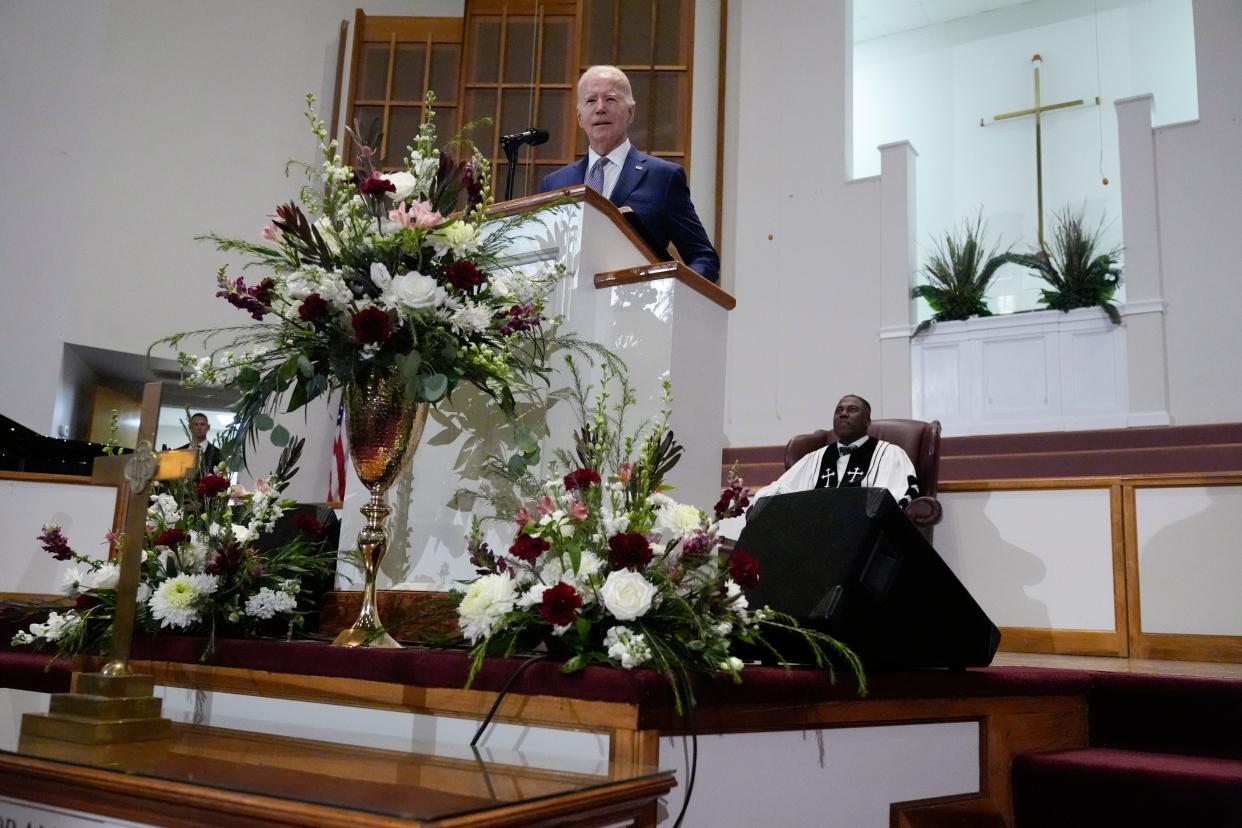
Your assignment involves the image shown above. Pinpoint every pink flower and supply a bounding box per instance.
[260,222,280,241]
[515,507,534,529]
[409,200,443,229]
[254,477,271,494]
[104,529,121,545]
[229,484,249,499]
[537,495,556,516]
[617,463,633,484]
[569,500,589,521]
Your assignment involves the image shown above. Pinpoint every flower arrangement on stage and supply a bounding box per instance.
[10,441,335,657]
[457,362,866,710]
[159,93,568,460]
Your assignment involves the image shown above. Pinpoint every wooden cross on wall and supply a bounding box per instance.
[981,54,1100,249]
[91,382,198,678]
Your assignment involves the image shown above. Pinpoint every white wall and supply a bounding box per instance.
[854,0,1198,316]
[0,0,461,500]
[721,1,891,447]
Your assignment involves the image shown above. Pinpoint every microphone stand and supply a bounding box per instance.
[502,139,520,202]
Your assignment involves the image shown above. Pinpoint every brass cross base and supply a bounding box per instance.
[20,672,171,745]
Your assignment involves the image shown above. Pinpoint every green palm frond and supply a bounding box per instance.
[911,210,1013,336]
[1012,207,1124,323]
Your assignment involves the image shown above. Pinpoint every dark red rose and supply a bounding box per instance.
[359,172,396,197]
[608,532,653,571]
[155,528,188,548]
[196,474,230,498]
[352,307,395,344]
[540,582,582,627]
[563,468,601,491]
[509,533,550,563]
[728,549,760,590]
[445,260,485,294]
[298,292,328,322]
[293,512,325,540]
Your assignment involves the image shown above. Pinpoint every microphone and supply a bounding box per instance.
[500,127,550,149]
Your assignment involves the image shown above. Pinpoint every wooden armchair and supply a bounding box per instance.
[783,418,943,542]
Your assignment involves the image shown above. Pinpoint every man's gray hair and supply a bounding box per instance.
[578,65,635,105]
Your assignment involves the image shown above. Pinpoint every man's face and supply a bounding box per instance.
[190,416,209,442]
[833,396,870,444]
[576,72,634,156]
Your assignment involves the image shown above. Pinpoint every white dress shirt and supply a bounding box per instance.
[586,139,632,200]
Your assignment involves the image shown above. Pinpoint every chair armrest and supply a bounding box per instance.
[904,496,943,527]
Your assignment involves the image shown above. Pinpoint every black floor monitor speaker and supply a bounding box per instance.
[737,488,1000,669]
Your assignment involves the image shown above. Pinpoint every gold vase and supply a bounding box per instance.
[332,371,430,648]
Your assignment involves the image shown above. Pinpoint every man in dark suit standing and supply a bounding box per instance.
[539,65,720,283]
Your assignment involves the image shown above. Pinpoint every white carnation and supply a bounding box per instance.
[244,587,298,619]
[457,573,518,642]
[603,625,652,669]
[599,570,658,621]
[149,573,219,629]
[601,513,630,535]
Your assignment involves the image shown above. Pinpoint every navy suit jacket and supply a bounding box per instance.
[539,147,720,283]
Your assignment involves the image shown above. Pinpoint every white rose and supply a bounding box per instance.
[599,570,658,621]
[389,271,445,311]
[86,562,120,590]
[383,171,417,201]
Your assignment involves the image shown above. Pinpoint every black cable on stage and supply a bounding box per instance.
[470,653,549,747]
[672,704,699,828]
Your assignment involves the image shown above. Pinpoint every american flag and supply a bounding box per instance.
[327,399,347,503]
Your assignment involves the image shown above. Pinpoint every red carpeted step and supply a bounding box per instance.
[1088,672,1242,759]
[0,649,72,693]
[1012,747,1242,828]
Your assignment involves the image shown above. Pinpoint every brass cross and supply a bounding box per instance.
[981,54,1098,249]
[91,382,197,677]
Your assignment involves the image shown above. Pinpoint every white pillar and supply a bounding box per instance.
[878,140,917,419]
[1114,93,1171,426]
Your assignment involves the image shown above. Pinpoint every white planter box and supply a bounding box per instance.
[911,307,1133,435]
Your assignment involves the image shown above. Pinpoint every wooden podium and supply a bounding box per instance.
[336,186,735,590]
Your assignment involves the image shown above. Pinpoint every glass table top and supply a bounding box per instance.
[0,685,669,823]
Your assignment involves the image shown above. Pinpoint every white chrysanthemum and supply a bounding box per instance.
[244,587,298,619]
[59,564,92,596]
[603,626,653,669]
[599,570,658,621]
[457,573,518,642]
[516,582,549,609]
[646,491,675,510]
[430,221,481,258]
[450,301,493,334]
[85,562,120,590]
[652,502,703,542]
[149,573,219,629]
[148,493,181,525]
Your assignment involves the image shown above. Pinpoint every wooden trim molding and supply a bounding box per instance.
[595,261,736,310]
[998,627,1126,657]
[0,470,111,485]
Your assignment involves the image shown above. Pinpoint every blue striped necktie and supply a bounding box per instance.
[586,156,609,194]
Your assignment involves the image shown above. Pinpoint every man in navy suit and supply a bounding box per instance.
[539,65,720,283]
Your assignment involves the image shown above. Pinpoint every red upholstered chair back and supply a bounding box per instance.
[782,419,942,498]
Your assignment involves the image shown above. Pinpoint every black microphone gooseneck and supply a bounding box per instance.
[500,127,550,201]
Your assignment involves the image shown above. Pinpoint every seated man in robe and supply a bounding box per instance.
[753,395,920,508]
[539,64,720,283]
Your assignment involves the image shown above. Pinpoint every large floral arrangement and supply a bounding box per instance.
[457,364,866,710]
[11,442,336,657]
[160,94,567,459]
